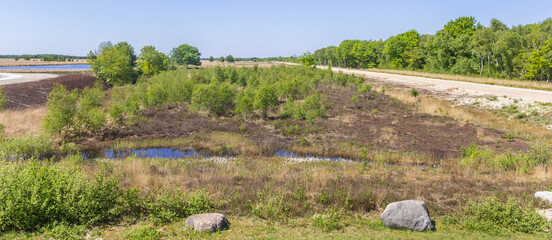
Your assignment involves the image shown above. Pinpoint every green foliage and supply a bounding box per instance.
[234,88,255,120]
[383,30,421,68]
[410,88,419,97]
[312,208,342,232]
[252,187,291,223]
[208,56,214,62]
[0,134,53,160]
[300,52,316,68]
[308,17,552,81]
[191,83,236,116]
[253,84,279,118]
[41,84,79,136]
[461,142,552,173]
[89,41,138,85]
[460,197,547,235]
[145,190,214,225]
[219,56,225,62]
[443,16,477,38]
[293,91,327,124]
[171,44,201,67]
[226,55,235,63]
[138,46,169,77]
[42,83,106,137]
[0,86,6,111]
[0,162,121,231]
[124,225,162,240]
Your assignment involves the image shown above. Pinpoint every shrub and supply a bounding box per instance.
[145,190,214,225]
[191,83,235,116]
[234,88,255,120]
[312,208,342,232]
[0,162,121,231]
[461,197,547,235]
[42,84,79,136]
[293,91,327,124]
[253,84,279,118]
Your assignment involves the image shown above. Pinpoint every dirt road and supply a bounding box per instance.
[324,66,552,103]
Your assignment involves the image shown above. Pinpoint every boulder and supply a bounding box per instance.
[184,213,230,233]
[380,200,435,231]
[537,209,552,221]
[534,191,552,204]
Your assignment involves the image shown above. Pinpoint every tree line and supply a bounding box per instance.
[310,17,552,81]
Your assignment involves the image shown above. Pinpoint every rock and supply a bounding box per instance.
[534,191,552,204]
[537,209,552,221]
[380,200,435,231]
[184,213,230,233]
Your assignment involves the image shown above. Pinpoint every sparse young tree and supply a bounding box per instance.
[170,44,201,67]
[219,56,225,62]
[138,46,169,77]
[209,56,214,62]
[299,52,316,68]
[253,85,279,118]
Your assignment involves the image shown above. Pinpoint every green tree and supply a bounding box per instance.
[299,52,316,68]
[219,56,225,62]
[253,85,279,118]
[383,30,421,68]
[226,55,235,63]
[138,46,169,77]
[234,88,255,120]
[208,56,214,62]
[88,41,138,85]
[443,16,477,38]
[170,44,201,67]
[525,39,552,81]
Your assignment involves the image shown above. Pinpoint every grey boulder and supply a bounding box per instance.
[184,213,230,233]
[380,200,435,231]
[535,191,552,204]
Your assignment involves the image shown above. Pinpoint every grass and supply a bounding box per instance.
[0,107,46,137]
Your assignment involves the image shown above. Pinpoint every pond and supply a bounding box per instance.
[0,64,90,70]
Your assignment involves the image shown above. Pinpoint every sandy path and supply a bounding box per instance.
[0,73,58,85]
[335,68,552,103]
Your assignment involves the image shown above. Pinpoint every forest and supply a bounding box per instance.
[308,17,552,81]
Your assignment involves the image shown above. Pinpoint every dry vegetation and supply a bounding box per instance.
[0,107,45,137]
[0,58,87,67]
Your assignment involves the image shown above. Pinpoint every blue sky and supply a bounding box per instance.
[1,0,551,57]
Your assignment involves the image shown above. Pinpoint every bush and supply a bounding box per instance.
[146,190,214,225]
[191,83,235,116]
[0,162,122,231]
[42,83,106,137]
[312,208,342,232]
[42,84,79,136]
[293,91,327,124]
[461,197,547,235]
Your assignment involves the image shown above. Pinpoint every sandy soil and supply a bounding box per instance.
[322,66,552,104]
[0,58,87,67]
[0,73,58,85]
